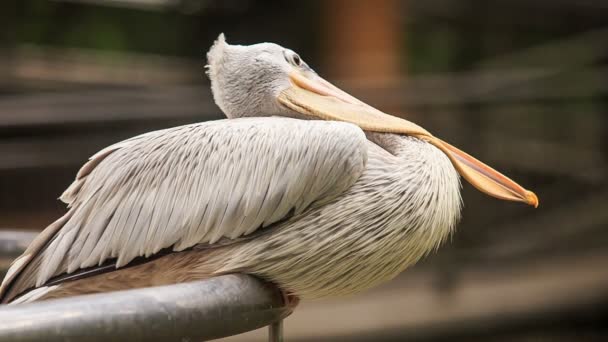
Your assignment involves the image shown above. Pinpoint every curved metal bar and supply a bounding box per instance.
[0,274,291,342]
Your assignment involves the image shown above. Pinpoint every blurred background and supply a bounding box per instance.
[0,0,607,341]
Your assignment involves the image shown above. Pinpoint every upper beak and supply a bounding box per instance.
[277,70,539,208]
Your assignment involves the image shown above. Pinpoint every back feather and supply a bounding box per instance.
[0,117,367,302]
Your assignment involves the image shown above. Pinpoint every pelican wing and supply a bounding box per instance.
[1,117,367,300]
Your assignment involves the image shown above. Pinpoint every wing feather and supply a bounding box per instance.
[1,117,367,302]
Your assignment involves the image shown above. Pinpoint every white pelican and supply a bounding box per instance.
[0,34,537,307]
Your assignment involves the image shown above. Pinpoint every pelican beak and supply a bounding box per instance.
[277,71,539,208]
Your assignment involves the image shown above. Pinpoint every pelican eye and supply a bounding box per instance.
[285,51,302,67]
[292,54,301,66]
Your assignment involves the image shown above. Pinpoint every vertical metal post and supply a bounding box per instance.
[268,319,283,342]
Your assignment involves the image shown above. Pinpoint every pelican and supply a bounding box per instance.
[0,34,537,313]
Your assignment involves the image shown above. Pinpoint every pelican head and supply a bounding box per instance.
[207,33,317,119]
[206,34,538,208]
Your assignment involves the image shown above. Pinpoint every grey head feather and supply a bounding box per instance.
[206,33,303,119]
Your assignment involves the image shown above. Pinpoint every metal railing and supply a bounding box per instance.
[0,274,290,341]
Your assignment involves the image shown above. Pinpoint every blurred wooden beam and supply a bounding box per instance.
[322,0,402,85]
[461,191,608,261]
[409,0,608,20]
[479,28,608,69]
[347,66,608,112]
[0,86,220,128]
[0,46,202,88]
[479,131,606,183]
[55,0,178,11]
